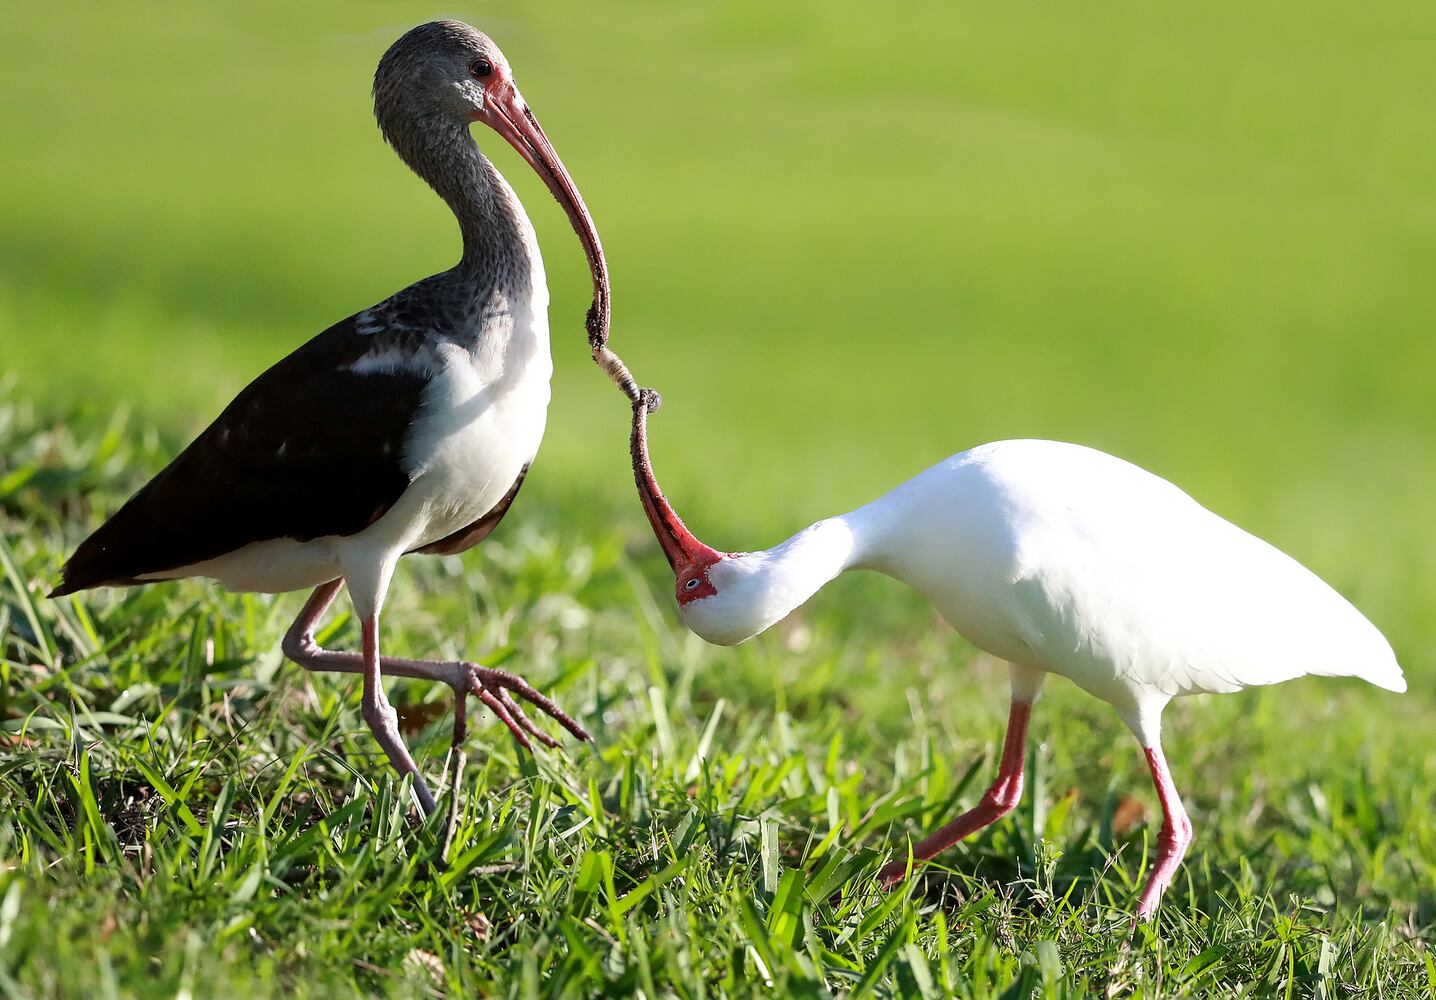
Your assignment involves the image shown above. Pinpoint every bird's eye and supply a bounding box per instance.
[469,58,494,79]
[684,578,701,591]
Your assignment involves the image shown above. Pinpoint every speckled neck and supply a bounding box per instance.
[386,113,538,292]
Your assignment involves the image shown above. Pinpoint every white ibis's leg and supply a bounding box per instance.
[878,665,1045,888]
[280,582,590,751]
[1133,741,1193,919]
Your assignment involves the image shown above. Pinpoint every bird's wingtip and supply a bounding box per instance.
[47,571,84,598]
[1364,660,1407,694]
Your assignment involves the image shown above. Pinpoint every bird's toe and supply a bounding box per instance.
[462,663,591,744]
[875,859,912,889]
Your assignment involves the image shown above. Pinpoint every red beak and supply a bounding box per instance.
[631,393,721,573]
[477,82,610,349]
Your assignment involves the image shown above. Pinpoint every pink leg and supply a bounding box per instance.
[878,699,1033,888]
[358,612,439,815]
[281,582,590,817]
[282,581,590,749]
[1134,743,1193,919]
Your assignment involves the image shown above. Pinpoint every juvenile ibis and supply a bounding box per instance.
[52,21,616,817]
[628,392,1404,918]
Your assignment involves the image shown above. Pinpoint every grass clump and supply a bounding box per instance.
[2,393,1432,997]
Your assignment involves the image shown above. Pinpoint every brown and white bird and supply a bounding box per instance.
[52,21,608,815]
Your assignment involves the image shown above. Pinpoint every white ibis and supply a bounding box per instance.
[628,392,1405,918]
[51,21,621,817]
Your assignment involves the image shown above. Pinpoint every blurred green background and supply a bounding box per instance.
[2,1,1433,675]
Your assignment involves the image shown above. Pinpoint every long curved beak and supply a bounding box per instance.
[478,83,610,348]
[631,393,721,572]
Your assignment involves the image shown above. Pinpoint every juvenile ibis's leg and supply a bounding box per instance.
[443,686,471,857]
[281,582,590,805]
[878,666,1045,888]
[1133,741,1193,919]
[359,611,439,816]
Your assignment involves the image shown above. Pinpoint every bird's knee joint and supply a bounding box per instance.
[1158,820,1192,851]
[362,700,398,733]
[282,630,319,664]
[988,795,1021,817]
[983,777,1024,814]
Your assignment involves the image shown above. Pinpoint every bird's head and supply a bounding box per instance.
[374,20,610,343]
[629,393,780,647]
[373,21,511,126]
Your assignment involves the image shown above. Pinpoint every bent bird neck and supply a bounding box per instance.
[749,516,863,617]
[390,116,539,284]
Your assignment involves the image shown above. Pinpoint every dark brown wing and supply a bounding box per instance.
[53,316,429,594]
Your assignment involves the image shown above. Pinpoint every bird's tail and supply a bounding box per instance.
[1346,630,1407,692]
[1359,658,1407,693]
[1322,602,1408,693]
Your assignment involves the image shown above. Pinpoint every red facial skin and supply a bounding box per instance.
[630,395,726,606]
[471,62,611,348]
[675,564,720,606]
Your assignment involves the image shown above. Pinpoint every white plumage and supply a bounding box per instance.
[631,407,1404,918]
[868,441,1402,714]
[684,440,1401,708]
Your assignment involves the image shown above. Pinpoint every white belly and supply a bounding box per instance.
[383,338,551,552]
[143,300,554,598]
[142,535,349,593]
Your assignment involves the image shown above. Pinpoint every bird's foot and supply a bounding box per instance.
[876,860,907,889]
[826,857,917,907]
[1132,885,1168,922]
[448,662,592,752]
[437,662,589,853]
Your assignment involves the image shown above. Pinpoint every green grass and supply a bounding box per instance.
[3,1,1435,995]
[3,391,1434,997]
